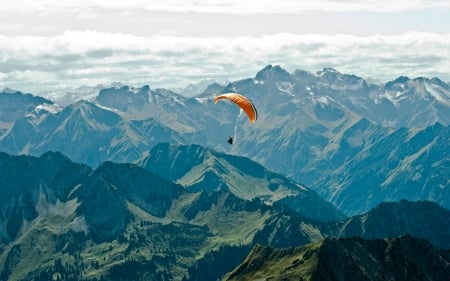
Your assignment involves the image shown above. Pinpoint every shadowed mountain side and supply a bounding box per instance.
[224,236,450,281]
[0,151,91,242]
[326,200,450,249]
[0,152,328,280]
[0,152,450,280]
[138,142,344,223]
[88,161,185,218]
[253,199,450,251]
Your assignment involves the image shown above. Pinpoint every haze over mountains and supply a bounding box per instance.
[1,65,449,215]
[0,65,449,280]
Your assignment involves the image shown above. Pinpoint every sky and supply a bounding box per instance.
[1,0,449,97]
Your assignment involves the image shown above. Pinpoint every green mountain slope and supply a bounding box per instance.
[225,236,450,281]
[0,152,325,281]
[0,152,449,280]
[139,142,344,222]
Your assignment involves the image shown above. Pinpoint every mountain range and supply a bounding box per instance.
[1,65,449,216]
[1,65,449,279]
[0,151,449,280]
[138,142,344,223]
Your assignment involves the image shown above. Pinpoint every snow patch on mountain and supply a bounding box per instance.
[313,95,330,106]
[195,97,209,103]
[277,82,295,96]
[425,81,450,106]
[170,95,186,106]
[380,90,405,107]
[94,103,122,115]
[34,103,63,114]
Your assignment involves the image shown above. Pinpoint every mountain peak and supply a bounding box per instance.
[141,143,344,222]
[96,84,162,114]
[100,84,151,95]
[0,89,54,123]
[142,142,210,182]
[39,151,75,164]
[69,100,114,116]
[373,199,439,211]
[197,82,226,98]
[385,76,411,89]
[336,200,450,249]
[313,68,367,90]
[430,77,450,88]
[320,67,339,73]
[1,87,20,94]
[255,64,291,82]
[315,67,340,77]
[0,88,53,103]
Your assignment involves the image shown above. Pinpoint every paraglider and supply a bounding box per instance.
[214,92,257,144]
[214,93,257,123]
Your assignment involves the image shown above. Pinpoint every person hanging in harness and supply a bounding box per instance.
[214,93,257,146]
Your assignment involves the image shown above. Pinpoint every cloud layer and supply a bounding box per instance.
[1,1,449,96]
[3,0,450,13]
[1,31,449,95]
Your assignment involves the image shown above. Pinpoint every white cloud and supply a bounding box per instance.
[1,31,449,95]
[2,0,450,13]
[2,1,447,98]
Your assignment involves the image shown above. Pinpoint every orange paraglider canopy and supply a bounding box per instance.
[214,93,257,123]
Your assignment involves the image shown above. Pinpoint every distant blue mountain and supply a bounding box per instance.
[314,122,450,215]
[0,65,449,216]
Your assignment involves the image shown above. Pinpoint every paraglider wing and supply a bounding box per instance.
[214,93,257,123]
